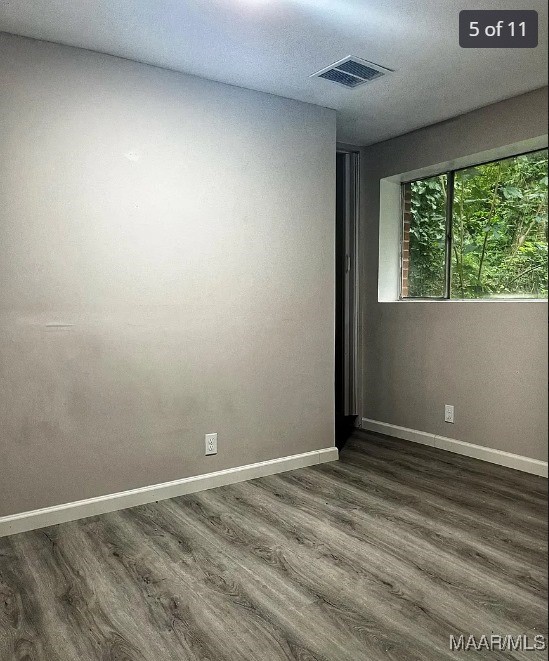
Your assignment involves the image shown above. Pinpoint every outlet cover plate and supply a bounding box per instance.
[444,405,455,423]
[205,433,218,456]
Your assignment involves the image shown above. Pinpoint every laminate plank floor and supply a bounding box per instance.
[1,432,547,660]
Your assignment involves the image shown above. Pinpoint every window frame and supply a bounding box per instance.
[399,147,548,301]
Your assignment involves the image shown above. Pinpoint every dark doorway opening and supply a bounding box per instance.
[335,149,359,450]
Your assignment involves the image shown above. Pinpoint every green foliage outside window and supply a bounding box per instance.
[408,175,447,297]
[405,149,548,299]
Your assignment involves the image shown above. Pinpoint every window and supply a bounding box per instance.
[401,149,548,299]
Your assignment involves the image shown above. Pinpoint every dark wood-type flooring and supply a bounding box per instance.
[1,432,547,660]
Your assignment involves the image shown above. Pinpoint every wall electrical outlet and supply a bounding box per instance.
[444,405,455,423]
[205,433,218,456]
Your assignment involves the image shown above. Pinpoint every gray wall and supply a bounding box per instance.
[359,87,548,462]
[0,33,336,517]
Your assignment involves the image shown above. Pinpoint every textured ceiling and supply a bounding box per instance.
[0,0,547,145]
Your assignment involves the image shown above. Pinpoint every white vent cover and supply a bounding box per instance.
[311,56,392,88]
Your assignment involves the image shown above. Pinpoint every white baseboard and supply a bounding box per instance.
[361,418,547,478]
[0,446,338,538]
[361,419,436,448]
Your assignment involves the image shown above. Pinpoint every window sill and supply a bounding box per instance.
[388,298,548,303]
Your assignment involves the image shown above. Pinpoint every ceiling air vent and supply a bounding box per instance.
[312,56,392,89]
